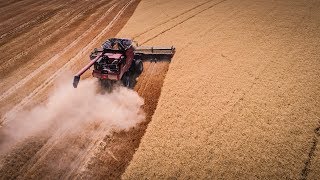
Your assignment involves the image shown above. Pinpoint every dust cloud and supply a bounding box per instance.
[0,75,145,155]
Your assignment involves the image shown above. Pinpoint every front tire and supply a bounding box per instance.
[134,59,143,75]
[121,73,130,87]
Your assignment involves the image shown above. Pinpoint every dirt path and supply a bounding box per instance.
[121,0,320,179]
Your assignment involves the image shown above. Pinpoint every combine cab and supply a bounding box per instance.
[73,38,175,88]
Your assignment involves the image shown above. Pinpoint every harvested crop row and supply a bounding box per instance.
[0,0,143,178]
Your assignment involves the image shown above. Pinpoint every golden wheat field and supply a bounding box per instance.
[0,0,319,179]
[120,0,320,179]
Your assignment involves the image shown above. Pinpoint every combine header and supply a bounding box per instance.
[73,38,175,88]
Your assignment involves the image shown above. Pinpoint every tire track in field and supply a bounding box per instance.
[0,0,24,9]
[0,0,118,102]
[130,0,225,98]
[16,131,66,178]
[0,0,47,24]
[0,9,59,42]
[0,0,41,11]
[0,0,115,89]
[0,0,114,97]
[127,0,229,113]
[301,123,320,180]
[0,0,67,42]
[132,0,213,40]
[139,0,228,45]
[17,122,106,178]
[1,0,135,124]
[0,0,101,72]
[0,0,100,47]
[63,125,110,179]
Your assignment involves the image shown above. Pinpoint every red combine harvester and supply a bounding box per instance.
[73,38,175,88]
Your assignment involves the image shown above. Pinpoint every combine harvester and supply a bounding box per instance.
[73,38,175,88]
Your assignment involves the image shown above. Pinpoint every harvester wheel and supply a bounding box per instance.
[135,59,143,74]
[121,73,130,87]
